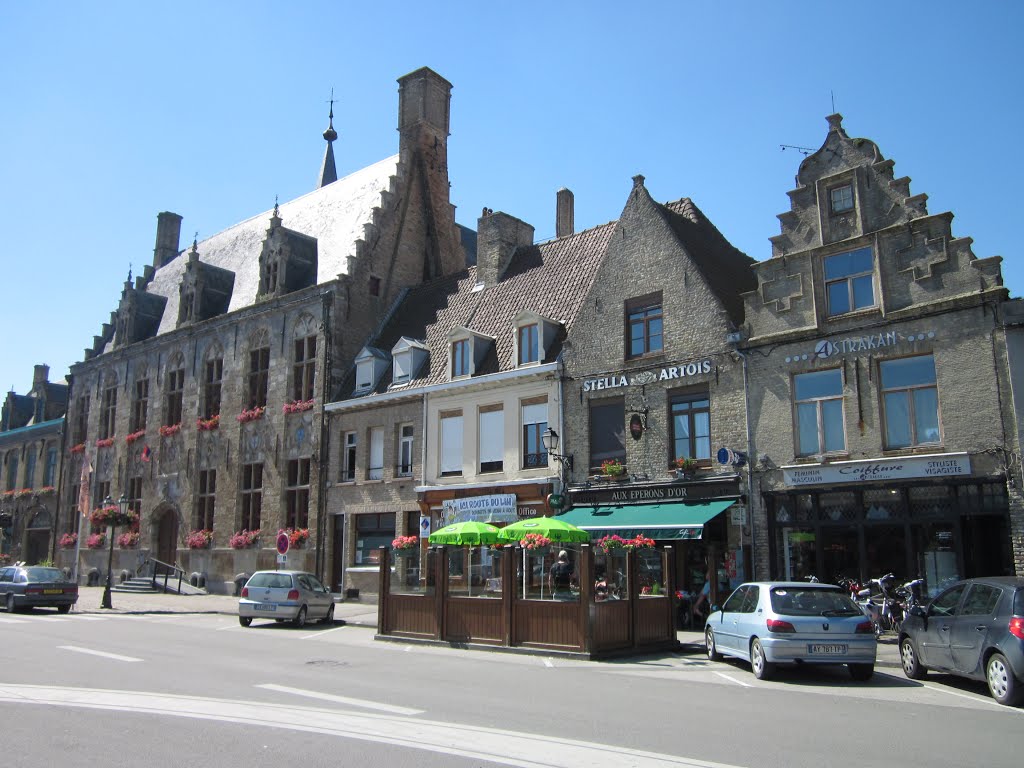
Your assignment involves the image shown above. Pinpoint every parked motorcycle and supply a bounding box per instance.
[857,573,904,638]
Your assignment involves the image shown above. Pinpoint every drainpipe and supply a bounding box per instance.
[315,292,332,584]
[733,346,757,581]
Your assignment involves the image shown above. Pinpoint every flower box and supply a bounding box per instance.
[125,430,147,445]
[90,505,139,527]
[59,533,78,549]
[196,414,220,431]
[1,490,15,500]
[520,533,552,555]
[70,443,85,455]
[279,527,310,548]
[14,488,33,499]
[236,406,266,424]
[95,437,115,449]
[159,423,182,438]
[186,529,214,549]
[597,534,655,554]
[37,486,56,496]
[282,399,315,415]
[117,531,140,548]
[229,529,261,549]
[86,533,106,550]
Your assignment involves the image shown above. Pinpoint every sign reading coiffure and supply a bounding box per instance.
[583,360,712,392]
[782,453,970,487]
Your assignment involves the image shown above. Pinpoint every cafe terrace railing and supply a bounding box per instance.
[376,543,678,659]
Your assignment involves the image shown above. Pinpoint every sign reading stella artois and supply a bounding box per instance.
[582,360,713,393]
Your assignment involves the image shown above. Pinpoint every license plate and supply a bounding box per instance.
[43,589,63,595]
[808,643,847,654]
[253,603,277,612]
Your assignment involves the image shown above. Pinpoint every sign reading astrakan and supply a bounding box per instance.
[782,453,970,487]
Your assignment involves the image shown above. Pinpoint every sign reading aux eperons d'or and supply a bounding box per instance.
[582,360,713,392]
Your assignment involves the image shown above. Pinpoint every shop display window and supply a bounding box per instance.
[355,513,395,565]
[448,546,502,598]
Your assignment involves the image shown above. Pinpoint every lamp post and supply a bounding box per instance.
[541,427,574,487]
[100,493,130,610]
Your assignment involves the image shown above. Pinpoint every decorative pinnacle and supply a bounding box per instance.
[323,88,338,142]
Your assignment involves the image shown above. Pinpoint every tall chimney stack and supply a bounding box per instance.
[556,188,574,238]
[153,211,183,268]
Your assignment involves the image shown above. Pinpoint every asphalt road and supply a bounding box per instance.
[2,605,1022,768]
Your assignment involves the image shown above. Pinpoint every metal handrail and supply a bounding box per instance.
[137,556,185,594]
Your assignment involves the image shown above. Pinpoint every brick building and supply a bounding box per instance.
[57,67,468,593]
[740,114,1020,592]
[0,365,67,565]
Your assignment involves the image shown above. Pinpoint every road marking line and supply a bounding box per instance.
[543,658,554,668]
[256,684,423,715]
[0,618,28,624]
[713,672,753,688]
[0,684,750,768]
[299,626,346,640]
[58,646,142,663]
[922,683,1018,711]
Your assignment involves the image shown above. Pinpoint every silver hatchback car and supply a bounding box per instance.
[238,570,335,628]
[705,582,877,680]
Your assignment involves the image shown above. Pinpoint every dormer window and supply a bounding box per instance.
[830,184,854,214]
[452,339,470,378]
[354,347,390,395]
[518,324,539,365]
[391,337,428,386]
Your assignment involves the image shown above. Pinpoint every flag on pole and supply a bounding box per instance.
[141,444,152,463]
[78,452,92,517]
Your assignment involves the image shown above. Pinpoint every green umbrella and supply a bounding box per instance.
[496,516,590,544]
[428,520,501,546]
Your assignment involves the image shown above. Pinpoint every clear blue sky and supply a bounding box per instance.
[2,1,1021,395]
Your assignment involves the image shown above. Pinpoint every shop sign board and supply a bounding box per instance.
[582,359,713,393]
[782,453,970,487]
[442,494,518,526]
[419,515,431,539]
[785,329,936,364]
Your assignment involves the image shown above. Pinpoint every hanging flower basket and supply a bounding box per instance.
[520,533,552,556]
[90,505,139,527]
[236,406,266,424]
[196,415,220,431]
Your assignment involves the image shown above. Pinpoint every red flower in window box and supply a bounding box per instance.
[196,414,220,431]
[70,443,86,455]
[125,430,147,445]
[159,423,182,438]
[95,437,115,449]
[59,533,78,549]
[236,407,266,424]
[282,399,315,415]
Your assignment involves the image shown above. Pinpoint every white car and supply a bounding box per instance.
[238,570,335,628]
[704,582,877,680]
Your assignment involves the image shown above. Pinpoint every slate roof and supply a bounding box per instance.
[113,155,400,346]
[336,220,616,400]
[659,198,757,325]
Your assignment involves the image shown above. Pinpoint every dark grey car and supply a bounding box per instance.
[0,565,79,613]
[898,576,1024,705]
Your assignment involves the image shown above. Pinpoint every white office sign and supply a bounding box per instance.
[442,494,518,526]
[782,453,971,487]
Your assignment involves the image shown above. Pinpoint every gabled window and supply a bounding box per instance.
[368,427,384,481]
[447,328,494,380]
[240,463,263,531]
[100,383,117,440]
[203,358,223,419]
[517,324,539,365]
[589,398,625,470]
[196,469,216,530]
[514,311,559,368]
[824,247,875,316]
[626,292,663,358]
[286,459,310,529]
[131,375,149,432]
[881,355,940,449]
[440,411,463,476]
[670,390,711,463]
[794,369,845,456]
[293,335,316,402]
[451,339,470,378]
[248,343,270,409]
[398,424,414,477]
[391,337,428,386]
[479,405,504,473]
[354,347,389,395]
[341,431,357,482]
[164,363,184,427]
[521,399,548,469]
[830,184,854,214]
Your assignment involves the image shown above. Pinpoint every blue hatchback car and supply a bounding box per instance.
[705,581,877,681]
[898,576,1024,706]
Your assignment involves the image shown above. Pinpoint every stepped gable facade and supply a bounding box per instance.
[740,113,1020,585]
[58,67,468,593]
[0,365,67,565]
[324,199,614,597]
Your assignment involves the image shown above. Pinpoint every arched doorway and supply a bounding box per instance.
[25,507,52,565]
[154,507,179,574]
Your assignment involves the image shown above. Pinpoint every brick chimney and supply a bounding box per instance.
[556,187,574,238]
[153,211,183,268]
[476,210,534,288]
[32,364,50,389]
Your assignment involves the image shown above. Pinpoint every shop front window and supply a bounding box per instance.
[820,526,859,585]
[776,527,817,581]
[355,513,395,566]
[912,522,958,597]
[864,525,907,583]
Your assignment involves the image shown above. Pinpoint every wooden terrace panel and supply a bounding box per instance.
[635,595,672,645]
[444,597,503,644]
[591,600,630,652]
[385,594,439,638]
[512,599,584,651]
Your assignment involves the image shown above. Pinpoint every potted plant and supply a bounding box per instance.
[95,436,115,448]
[282,399,315,414]
[186,529,214,549]
[391,535,418,557]
[125,429,147,444]
[674,457,700,478]
[600,459,626,479]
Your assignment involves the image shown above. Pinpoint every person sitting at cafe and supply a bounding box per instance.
[549,550,575,599]
[595,567,609,601]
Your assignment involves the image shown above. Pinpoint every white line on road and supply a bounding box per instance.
[543,658,554,668]
[299,626,346,640]
[0,617,28,624]
[58,646,143,663]
[256,683,424,715]
[923,683,1020,712]
[713,672,753,688]
[0,683,750,768]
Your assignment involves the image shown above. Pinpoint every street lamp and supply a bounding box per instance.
[100,493,130,610]
[541,427,574,485]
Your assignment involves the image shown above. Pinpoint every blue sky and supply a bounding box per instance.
[2,1,1021,395]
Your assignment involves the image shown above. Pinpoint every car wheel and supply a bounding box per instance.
[293,606,307,628]
[5,594,15,613]
[705,627,722,661]
[750,639,774,680]
[57,605,71,615]
[900,637,927,680]
[239,616,252,627]
[986,653,1023,706]
[849,663,874,681]
[321,603,335,625]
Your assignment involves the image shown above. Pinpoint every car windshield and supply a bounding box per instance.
[770,587,862,616]
[247,573,294,589]
[25,567,64,582]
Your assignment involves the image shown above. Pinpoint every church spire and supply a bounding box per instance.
[317,90,338,189]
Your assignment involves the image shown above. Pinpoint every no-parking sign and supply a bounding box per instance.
[276,532,290,555]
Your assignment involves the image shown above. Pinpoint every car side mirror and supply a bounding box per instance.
[711,604,720,614]
[909,605,927,618]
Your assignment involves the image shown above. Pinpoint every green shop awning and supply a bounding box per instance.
[556,500,736,541]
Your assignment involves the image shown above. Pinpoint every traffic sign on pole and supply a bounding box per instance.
[276,532,290,556]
